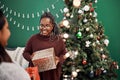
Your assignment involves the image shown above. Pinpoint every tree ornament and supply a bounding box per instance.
[100,48,103,51]
[90,8,94,12]
[85,41,91,47]
[83,18,88,23]
[70,14,74,18]
[63,39,66,42]
[96,40,100,44]
[86,44,90,47]
[63,7,69,13]
[65,12,70,17]
[92,42,96,47]
[104,39,109,46]
[73,0,81,8]
[62,20,69,27]
[83,5,90,11]
[76,30,82,39]
[63,33,69,39]
[89,71,94,78]
[90,34,94,38]
[86,28,90,31]
[78,9,84,14]
[103,70,107,74]
[64,52,70,58]
[82,59,87,65]
[89,13,92,16]
[72,71,78,77]
[95,0,98,3]
[93,12,97,17]
[97,36,100,40]
[101,54,107,59]
[76,69,81,72]
[74,51,78,55]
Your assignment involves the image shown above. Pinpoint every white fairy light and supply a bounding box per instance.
[56,13,59,18]
[6,14,8,18]
[47,8,50,12]
[60,9,63,13]
[27,14,30,18]
[32,13,35,18]
[17,23,20,27]
[22,25,25,29]
[10,10,12,14]
[14,11,17,16]
[18,13,20,17]
[37,26,40,30]
[52,4,55,9]
[1,4,4,9]
[27,26,29,31]
[3,10,5,13]
[42,10,44,14]
[32,27,34,31]
[37,12,40,17]
[9,17,12,21]
[22,14,25,18]
[6,7,8,11]
[13,21,16,25]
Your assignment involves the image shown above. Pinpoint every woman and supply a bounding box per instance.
[23,12,66,80]
[0,10,30,80]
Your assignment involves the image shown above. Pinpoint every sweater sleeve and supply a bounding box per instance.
[59,37,67,65]
[23,37,33,62]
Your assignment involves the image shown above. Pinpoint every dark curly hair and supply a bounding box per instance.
[40,12,59,35]
[0,9,12,63]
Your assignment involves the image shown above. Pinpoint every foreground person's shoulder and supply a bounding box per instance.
[0,62,31,80]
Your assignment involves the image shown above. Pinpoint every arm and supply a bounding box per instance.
[23,38,33,62]
[59,38,67,65]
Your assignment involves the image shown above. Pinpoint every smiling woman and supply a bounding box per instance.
[23,12,66,80]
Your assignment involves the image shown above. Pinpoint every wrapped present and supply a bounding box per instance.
[32,47,56,72]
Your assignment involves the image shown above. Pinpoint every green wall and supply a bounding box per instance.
[0,0,120,79]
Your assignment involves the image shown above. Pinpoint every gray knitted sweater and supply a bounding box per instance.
[0,62,30,80]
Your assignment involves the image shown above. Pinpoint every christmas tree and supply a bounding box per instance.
[59,0,119,80]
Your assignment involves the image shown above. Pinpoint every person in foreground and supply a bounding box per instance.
[23,12,66,80]
[0,10,30,80]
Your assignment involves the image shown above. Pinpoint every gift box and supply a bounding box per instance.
[32,47,56,72]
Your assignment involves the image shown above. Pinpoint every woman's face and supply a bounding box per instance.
[0,19,11,46]
[40,18,53,36]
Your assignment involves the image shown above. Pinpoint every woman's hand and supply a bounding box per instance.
[30,53,35,60]
[55,56,60,66]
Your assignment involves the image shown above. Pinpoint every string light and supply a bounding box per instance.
[0,0,64,31]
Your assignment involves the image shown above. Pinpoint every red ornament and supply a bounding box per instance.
[90,8,94,12]
[97,36,100,40]
[82,59,87,65]
[112,62,117,65]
